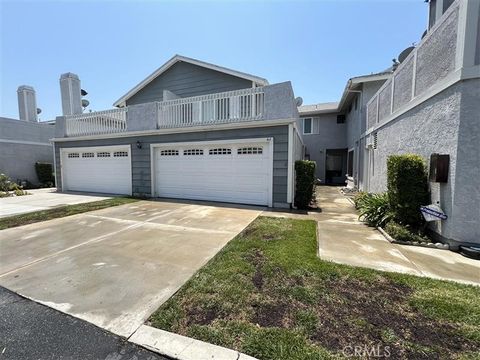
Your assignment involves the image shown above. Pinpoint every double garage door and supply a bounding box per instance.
[61,139,273,206]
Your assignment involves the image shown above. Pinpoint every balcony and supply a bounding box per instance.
[59,82,296,138]
[157,87,265,128]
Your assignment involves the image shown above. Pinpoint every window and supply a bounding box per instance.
[160,150,179,156]
[336,115,346,124]
[209,148,231,155]
[238,147,263,155]
[82,152,94,158]
[303,118,312,134]
[184,149,203,156]
[67,153,79,158]
[97,152,111,157]
[113,151,128,157]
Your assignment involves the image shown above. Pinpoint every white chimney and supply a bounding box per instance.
[60,72,82,116]
[17,85,38,122]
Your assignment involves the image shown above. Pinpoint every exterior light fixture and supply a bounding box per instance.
[136,141,142,149]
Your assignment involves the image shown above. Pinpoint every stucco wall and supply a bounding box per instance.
[54,125,290,205]
[300,114,346,181]
[0,117,55,184]
[126,62,253,106]
[415,4,458,95]
[393,56,414,112]
[365,79,479,246]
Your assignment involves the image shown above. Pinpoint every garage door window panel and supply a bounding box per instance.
[160,150,179,156]
[97,152,111,158]
[209,148,232,155]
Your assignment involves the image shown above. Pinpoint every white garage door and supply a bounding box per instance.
[61,146,132,195]
[153,139,273,206]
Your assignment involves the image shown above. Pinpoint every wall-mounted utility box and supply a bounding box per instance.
[429,154,449,183]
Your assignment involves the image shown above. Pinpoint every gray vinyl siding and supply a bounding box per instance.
[54,125,289,205]
[126,62,253,106]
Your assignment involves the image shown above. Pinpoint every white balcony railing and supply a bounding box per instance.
[65,108,127,137]
[157,87,265,128]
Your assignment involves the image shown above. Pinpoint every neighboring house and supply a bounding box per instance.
[299,0,480,249]
[298,72,390,185]
[52,55,302,208]
[0,86,55,185]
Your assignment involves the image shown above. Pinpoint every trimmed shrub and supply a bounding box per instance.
[35,162,55,186]
[387,154,429,228]
[385,221,430,243]
[294,160,316,209]
[356,192,394,228]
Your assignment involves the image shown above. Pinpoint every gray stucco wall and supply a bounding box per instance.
[126,62,253,106]
[393,56,414,112]
[0,117,55,185]
[300,114,346,181]
[476,3,480,65]
[54,125,290,205]
[415,4,458,96]
[365,79,479,246]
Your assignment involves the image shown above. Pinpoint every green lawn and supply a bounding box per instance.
[149,216,480,360]
[0,197,139,230]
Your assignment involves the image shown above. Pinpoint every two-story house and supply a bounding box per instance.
[298,71,390,186]
[52,55,303,208]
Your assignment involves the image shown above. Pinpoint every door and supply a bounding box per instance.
[61,145,132,195]
[152,139,273,206]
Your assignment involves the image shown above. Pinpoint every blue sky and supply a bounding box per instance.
[1,0,427,121]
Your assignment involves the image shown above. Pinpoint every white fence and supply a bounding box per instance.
[65,108,127,137]
[157,87,265,128]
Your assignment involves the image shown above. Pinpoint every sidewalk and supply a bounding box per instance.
[263,186,480,286]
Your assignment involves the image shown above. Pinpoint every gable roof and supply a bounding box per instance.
[113,55,269,107]
[297,70,392,115]
[337,70,392,112]
[298,102,339,115]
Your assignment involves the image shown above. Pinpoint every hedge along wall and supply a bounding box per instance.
[294,160,316,209]
[35,162,55,185]
[387,154,429,227]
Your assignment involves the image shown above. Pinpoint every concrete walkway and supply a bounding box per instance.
[0,188,112,218]
[264,186,480,286]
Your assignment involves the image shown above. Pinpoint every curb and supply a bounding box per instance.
[129,325,258,360]
[377,226,449,250]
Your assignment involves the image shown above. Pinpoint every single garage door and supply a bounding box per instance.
[153,139,273,206]
[61,145,132,195]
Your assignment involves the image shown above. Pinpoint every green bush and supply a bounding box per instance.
[353,191,370,210]
[294,160,316,209]
[387,154,429,228]
[35,162,55,186]
[356,192,394,228]
[385,221,430,243]
[0,173,27,197]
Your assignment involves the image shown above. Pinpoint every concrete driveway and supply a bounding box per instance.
[0,200,261,337]
[0,188,111,218]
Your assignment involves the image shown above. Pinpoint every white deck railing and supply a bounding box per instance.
[65,108,127,137]
[157,87,265,128]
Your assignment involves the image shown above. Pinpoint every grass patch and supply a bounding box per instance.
[149,217,480,359]
[0,197,139,230]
